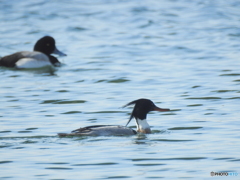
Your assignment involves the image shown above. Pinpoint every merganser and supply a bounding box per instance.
[58,99,170,137]
[0,36,66,69]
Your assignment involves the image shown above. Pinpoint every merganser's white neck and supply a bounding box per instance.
[136,118,151,134]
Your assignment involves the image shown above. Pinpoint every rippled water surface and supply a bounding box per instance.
[0,0,240,179]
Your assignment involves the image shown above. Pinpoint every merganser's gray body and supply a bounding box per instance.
[58,125,137,137]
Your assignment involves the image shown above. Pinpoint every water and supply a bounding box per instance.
[0,0,240,179]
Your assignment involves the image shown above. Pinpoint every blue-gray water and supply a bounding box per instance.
[0,0,240,179]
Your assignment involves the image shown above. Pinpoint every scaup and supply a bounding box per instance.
[0,36,66,69]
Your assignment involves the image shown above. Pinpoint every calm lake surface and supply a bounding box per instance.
[0,0,240,179]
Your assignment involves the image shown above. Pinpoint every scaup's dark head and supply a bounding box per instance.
[34,36,66,57]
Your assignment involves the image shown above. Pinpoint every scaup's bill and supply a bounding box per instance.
[0,36,66,69]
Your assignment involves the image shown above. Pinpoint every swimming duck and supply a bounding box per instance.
[0,36,66,69]
[58,98,170,137]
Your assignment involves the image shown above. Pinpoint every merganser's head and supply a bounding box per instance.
[123,98,170,133]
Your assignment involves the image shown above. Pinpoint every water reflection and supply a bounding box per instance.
[132,134,153,145]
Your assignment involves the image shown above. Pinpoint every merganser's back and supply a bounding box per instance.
[58,99,170,137]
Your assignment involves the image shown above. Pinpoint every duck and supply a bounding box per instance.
[58,98,170,137]
[0,36,66,69]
